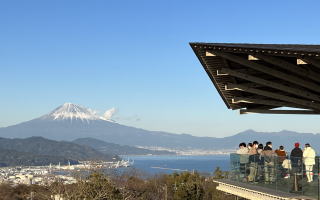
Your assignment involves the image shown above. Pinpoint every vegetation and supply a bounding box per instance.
[0,137,119,166]
[0,148,78,167]
[0,168,233,200]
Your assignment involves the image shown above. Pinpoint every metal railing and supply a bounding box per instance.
[229,153,320,199]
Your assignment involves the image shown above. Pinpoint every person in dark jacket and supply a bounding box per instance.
[290,142,303,173]
[290,142,303,191]
[257,144,264,182]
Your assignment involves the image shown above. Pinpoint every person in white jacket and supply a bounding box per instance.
[303,143,316,182]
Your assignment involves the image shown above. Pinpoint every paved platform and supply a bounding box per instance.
[214,179,316,200]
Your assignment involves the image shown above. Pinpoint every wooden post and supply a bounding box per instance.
[164,184,168,200]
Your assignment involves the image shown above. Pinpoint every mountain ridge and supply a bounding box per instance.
[0,136,120,166]
[1,103,320,152]
[73,137,175,155]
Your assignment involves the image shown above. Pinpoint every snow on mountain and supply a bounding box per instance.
[41,103,115,122]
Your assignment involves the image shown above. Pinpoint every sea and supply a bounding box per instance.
[120,154,230,175]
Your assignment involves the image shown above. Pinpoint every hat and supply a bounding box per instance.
[294,142,300,148]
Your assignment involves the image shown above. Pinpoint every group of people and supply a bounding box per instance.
[236,141,317,185]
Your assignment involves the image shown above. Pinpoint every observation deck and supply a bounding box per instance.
[214,153,319,200]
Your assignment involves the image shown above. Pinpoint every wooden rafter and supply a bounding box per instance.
[211,51,320,93]
[225,83,320,110]
[218,68,320,102]
[302,57,320,69]
[232,97,308,109]
[253,54,320,83]
[240,109,320,115]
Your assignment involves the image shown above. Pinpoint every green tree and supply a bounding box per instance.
[55,172,122,200]
[164,172,204,200]
[213,167,224,179]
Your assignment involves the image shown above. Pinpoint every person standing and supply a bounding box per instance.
[290,142,303,191]
[275,146,287,178]
[290,143,303,173]
[237,142,249,155]
[275,146,287,163]
[303,143,316,183]
[257,144,264,182]
[262,141,276,183]
[248,141,259,182]
[236,143,249,179]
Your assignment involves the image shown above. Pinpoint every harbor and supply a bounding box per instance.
[0,160,133,186]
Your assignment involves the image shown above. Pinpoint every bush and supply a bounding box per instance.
[0,171,233,200]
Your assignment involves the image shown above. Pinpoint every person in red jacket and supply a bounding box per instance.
[275,146,287,177]
[275,146,287,163]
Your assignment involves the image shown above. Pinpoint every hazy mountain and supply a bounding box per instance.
[73,137,175,155]
[0,137,118,164]
[1,103,320,152]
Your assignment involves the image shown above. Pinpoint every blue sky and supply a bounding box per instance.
[1,0,320,137]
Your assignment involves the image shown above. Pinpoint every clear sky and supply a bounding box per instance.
[1,0,320,137]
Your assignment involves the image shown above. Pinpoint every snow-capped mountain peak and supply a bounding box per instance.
[41,103,115,122]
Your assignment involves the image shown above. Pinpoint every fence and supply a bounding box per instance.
[229,153,320,199]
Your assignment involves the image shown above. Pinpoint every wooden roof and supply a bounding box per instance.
[190,42,320,114]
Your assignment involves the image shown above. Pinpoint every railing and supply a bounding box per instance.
[229,153,320,199]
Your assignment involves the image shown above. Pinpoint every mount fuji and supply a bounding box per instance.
[41,102,115,122]
[0,103,219,149]
[2,103,318,151]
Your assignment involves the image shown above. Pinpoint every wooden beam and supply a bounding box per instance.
[225,83,320,110]
[240,109,320,115]
[225,83,256,90]
[254,54,320,83]
[199,55,238,109]
[297,59,308,65]
[212,51,320,93]
[302,57,320,69]
[233,83,262,88]
[232,97,307,109]
[228,68,263,75]
[218,68,320,102]
[248,55,259,60]
[206,52,216,56]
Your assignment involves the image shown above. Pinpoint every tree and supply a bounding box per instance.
[52,172,122,200]
[165,172,204,200]
[213,167,224,179]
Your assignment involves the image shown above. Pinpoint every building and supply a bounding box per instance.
[191,42,320,200]
[190,42,320,115]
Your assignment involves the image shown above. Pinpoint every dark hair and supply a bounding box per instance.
[266,141,272,146]
[248,143,253,147]
[239,142,246,148]
[279,146,284,150]
[253,141,259,145]
[305,143,311,147]
[258,144,263,149]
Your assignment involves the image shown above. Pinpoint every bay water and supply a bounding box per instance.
[121,154,230,175]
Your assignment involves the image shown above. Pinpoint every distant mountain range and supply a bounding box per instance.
[0,103,319,153]
[73,138,175,155]
[222,129,320,152]
[0,137,118,166]
[0,103,222,149]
